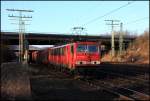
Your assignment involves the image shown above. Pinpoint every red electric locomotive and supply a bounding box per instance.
[31,41,101,74]
[49,41,101,70]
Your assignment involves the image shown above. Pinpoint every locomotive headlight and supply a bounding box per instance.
[76,61,86,65]
[91,61,100,64]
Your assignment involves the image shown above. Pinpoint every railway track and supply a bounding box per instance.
[100,63,149,74]
[80,77,149,101]
[96,68,149,94]
[60,64,149,100]
[96,69,149,85]
[29,63,149,100]
[75,65,149,100]
[29,64,121,100]
[100,67,149,77]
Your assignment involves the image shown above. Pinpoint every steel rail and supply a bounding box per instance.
[98,68,149,83]
[96,69,150,92]
[81,78,135,101]
[83,78,149,101]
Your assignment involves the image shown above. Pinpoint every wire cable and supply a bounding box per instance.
[125,17,149,25]
[81,1,135,27]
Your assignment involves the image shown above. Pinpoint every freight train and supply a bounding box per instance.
[31,41,101,75]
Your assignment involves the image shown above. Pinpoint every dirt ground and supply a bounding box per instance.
[1,62,31,100]
[1,63,117,100]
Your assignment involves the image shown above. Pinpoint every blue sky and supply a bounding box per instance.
[1,1,149,35]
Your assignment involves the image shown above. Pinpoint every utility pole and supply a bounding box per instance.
[119,22,123,56]
[6,9,33,63]
[22,22,29,63]
[105,20,120,58]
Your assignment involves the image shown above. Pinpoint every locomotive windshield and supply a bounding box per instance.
[77,44,98,53]
[88,45,98,52]
[77,45,87,52]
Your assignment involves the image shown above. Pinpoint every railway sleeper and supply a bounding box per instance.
[113,87,150,100]
[103,90,134,101]
[84,78,149,101]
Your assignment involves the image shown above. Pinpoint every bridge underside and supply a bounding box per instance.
[1,32,135,51]
[2,38,130,51]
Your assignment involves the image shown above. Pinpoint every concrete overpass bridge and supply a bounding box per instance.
[1,31,136,50]
[1,31,137,62]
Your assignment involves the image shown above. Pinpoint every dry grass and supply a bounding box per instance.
[126,30,149,64]
[1,62,32,100]
[101,30,149,64]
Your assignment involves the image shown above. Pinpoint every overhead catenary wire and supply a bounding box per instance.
[70,2,102,28]
[123,17,149,35]
[125,17,149,25]
[81,1,135,27]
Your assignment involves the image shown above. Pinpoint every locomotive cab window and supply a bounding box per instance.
[88,45,98,53]
[77,45,86,52]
